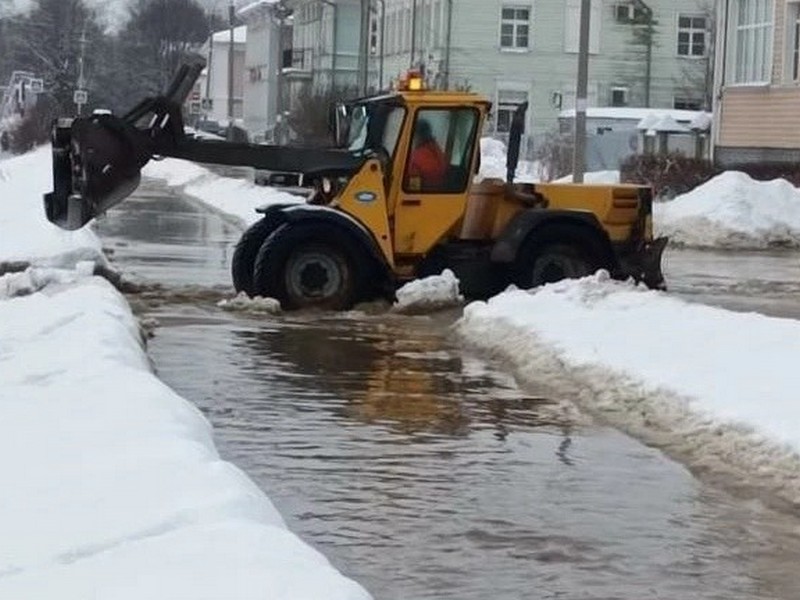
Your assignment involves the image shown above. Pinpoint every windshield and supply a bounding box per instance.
[345,103,405,158]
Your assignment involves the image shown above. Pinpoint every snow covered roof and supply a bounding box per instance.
[238,0,278,18]
[559,107,705,124]
[212,25,247,44]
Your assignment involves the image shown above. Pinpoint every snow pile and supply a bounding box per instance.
[554,170,621,184]
[217,292,281,314]
[458,272,800,505]
[393,269,464,314]
[655,171,800,248]
[476,137,541,183]
[143,158,301,226]
[0,262,95,299]
[0,147,105,268]
[0,278,370,599]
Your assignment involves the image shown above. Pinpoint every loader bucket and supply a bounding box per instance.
[44,114,150,230]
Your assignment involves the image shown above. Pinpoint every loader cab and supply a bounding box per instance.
[332,74,491,258]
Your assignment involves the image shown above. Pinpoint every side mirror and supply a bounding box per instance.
[506,102,528,184]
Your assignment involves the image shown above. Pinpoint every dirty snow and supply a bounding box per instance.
[217,292,282,314]
[393,269,464,314]
[0,148,371,599]
[458,273,800,505]
[655,171,800,249]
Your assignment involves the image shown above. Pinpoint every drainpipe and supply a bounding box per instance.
[443,0,452,89]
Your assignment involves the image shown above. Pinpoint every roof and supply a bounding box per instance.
[212,25,247,44]
[558,107,704,123]
[238,0,278,18]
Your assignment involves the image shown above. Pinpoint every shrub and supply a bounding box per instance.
[9,97,58,154]
[620,153,718,198]
[534,130,574,181]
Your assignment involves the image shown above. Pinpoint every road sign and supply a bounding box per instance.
[201,98,213,111]
[29,79,44,94]
[73,89,88,105]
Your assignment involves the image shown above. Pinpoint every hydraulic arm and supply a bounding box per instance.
[44,62,364,231]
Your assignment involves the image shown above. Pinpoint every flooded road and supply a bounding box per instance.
[95,179,800,599]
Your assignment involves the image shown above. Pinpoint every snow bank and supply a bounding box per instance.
[458,273,800,506]
[476,138,541,183]
[0,147,105,269]
[0,277,369,599]
[143,158,301,226]
[655,171,800,249]
[0,148,370,598]
[554,170,621,184]
[393,269,464,314]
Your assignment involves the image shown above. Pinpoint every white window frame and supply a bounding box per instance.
[727,0,774,85]
[785,1,800,82]
[677,13,708,58]
[499,5,532,52]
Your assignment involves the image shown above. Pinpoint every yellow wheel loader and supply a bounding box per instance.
[44,63,667,310]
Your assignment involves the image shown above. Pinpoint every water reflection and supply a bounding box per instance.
[111,182,800,600]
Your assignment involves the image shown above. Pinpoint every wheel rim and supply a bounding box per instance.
[285,248,344,301]
[532,252,589,285]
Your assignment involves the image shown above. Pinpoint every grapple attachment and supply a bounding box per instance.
[44,62,205,230]
[44,114,151,230]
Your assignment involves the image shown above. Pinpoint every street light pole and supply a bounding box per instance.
[571,0,591,184]
[357,0,370,95]
[227,0,235,138]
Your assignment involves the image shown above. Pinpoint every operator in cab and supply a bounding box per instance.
[407,119,447,191]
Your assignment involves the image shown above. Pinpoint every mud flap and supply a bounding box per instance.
[44,115,150,231]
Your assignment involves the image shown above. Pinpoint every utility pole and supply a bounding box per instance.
[75,26,88,116]
[227,0,235,139]
[571,0,591,183]
[357,0,370,95]
[633,0,654,107]
[205,10,214,119]
[410,0,417,68]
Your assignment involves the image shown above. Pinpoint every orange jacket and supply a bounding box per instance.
[408,141,447,188]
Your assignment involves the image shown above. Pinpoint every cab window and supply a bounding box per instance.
[403,108,479,194]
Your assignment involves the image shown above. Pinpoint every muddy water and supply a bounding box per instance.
[95,181,800,599]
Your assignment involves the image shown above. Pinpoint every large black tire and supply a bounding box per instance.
[253,222,364,310]
[513,224,606,289]
[232,217,283,296]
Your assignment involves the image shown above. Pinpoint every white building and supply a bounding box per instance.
[201,25,247,125]
[239,1,284,141]
[286,0,714,143]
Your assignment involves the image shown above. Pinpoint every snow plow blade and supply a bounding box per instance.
[44,114,152,231]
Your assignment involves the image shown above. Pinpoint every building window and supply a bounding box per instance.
[730,0,774,84]
[787,2,800,81]
[678,14,707,57]
[673,97,703,110]
[500,6,531,50]
[496,89,529,133]
[610,86,628,106]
